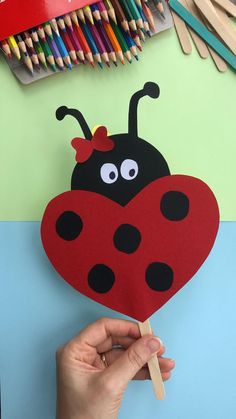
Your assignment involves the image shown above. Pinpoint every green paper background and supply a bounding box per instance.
[0,28,235,221]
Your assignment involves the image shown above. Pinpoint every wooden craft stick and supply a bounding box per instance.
[213,0,236,17]
[194,0,236,54]
[138,319,165,400]
[207,45,228,71]
[198,6,228,71]
[182,0,209,58]
[213,1,236,42]
[171,9,192,54]
[169,0,236,69]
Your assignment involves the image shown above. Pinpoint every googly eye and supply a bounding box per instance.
[120,159,138,180]
[100,163,119,184]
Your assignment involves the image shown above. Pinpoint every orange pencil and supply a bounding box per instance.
[103,21,124,64]
[142,1,156,32]
[73,22,95,66]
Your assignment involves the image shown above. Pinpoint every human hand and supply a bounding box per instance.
[56,317,175,419]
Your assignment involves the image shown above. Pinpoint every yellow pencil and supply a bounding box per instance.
[7,35,21,60]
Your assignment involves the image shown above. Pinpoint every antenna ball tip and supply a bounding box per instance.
[56,106,68,121]
[143,82,160,99]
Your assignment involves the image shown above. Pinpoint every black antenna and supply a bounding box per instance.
[56,106,92,140]
[128,82,160,138]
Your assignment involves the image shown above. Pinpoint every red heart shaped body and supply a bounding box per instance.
[41,175,219,322]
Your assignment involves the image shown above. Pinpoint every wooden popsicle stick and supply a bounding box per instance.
[138,319,165,400]
[171,9,192,54]
[198,8,228,71]
[207,44,228,71]
[194,0,236,54]
[183,0,210,58]
[213,1,236,42]
[213,0,236,17]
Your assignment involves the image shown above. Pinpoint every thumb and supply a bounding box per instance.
[102,335,162,390]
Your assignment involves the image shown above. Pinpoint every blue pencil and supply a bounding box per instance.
[54,19,72,69]
[122,29,139,60]
[81,23,103,68]
[90,4,102,23]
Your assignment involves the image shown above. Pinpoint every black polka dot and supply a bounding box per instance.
[160,191,189,221]
[113,224,141,254]
[146,262,173,291]
[88,264,115,293]
[56,211,83,241]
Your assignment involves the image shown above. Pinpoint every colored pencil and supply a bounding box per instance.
[70,11,79,27]
[67,27,85,62]
[16,34,34,74]
[47,36,64,70]
[103,21,125,63]
[90,4,102,23]
[104,0,117,23]
[127,0,144,28]
[97,1,110,22]
[96,22,117,65]
[53,31,72,69]
[119,0,137,31]
[63,14,74,31]
[89,23,110,66]
[81,22,103,67]
[83,5,94,24]
[40,37,57,71]
[7,35,21,60]
[37,25,46,42]
[30,30,47,68]
[0,39,12,59]
[131,30,142,50]
[50,19,60,36]
[110,0,130,33]
[152,0,165,19]
[141,1,156,32]
[74,22,95,66]
[22,31,41,69]
[77,8,86,23]
[122,29,139,59]
[138,6,151,35]
[43,22,54,39]
[60,29,79,65]
[111,21,132,62]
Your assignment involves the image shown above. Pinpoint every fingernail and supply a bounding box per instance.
[146,337,162,353]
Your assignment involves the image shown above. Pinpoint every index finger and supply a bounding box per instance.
[70,317,141,349]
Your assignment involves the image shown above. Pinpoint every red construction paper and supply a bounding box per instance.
[0,0,95,41]
[41,174,219,322]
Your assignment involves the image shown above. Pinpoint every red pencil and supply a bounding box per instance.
[0,39,12,59]
[73,22,95,66]
[60,29,79,65]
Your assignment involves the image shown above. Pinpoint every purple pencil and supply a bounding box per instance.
[95,22,117,66]
[47,37,64,69]
[88,24,110,66]
[67,27,85,62]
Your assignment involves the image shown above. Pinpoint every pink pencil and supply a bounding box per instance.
[97,1,110,22]
[68,27,85,62]
[89,23,110,66]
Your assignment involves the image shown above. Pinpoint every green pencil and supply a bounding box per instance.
[119,0,137,31]
[40,39,57,71]
[111,21,132,62]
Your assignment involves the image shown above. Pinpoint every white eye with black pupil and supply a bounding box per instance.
[100,163,118,184]
[120,159,138,180]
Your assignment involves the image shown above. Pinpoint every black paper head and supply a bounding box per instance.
[56,82,170,206]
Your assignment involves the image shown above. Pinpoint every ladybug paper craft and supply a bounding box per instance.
[41,82,219,323]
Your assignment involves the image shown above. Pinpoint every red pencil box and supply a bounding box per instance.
[0,0,96,41]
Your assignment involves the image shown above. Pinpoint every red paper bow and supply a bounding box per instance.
[71,126,115,163]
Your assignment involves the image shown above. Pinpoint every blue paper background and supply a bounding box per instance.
[0,221,236,419]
